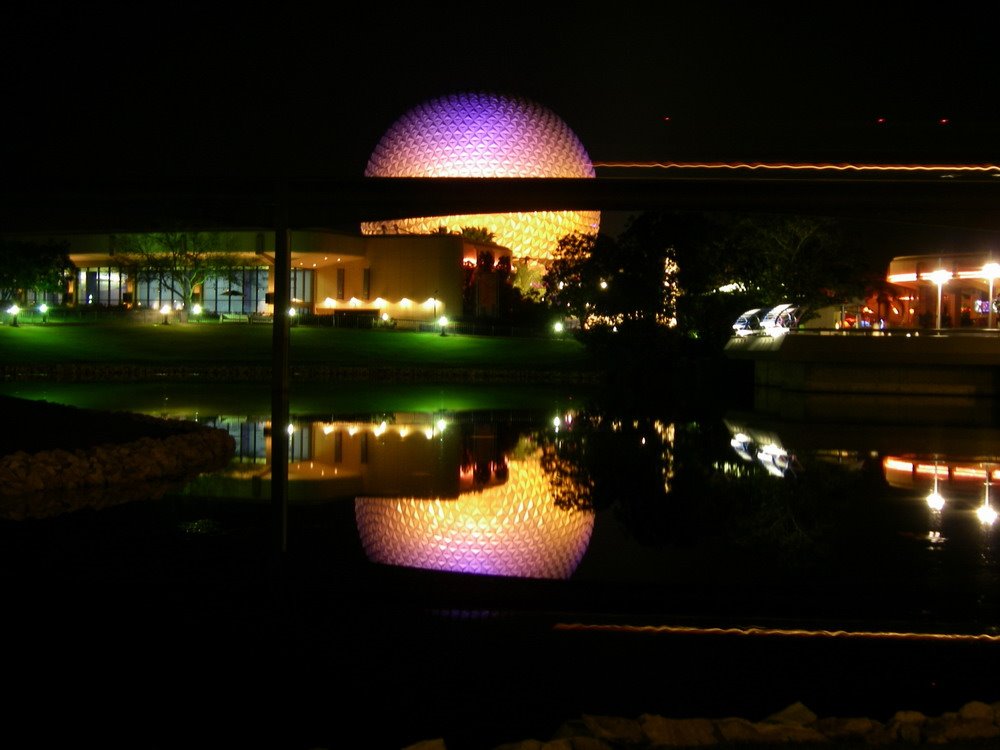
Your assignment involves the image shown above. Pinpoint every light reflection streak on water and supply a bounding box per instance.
[592,161,1000,174]
[553,623,1000,642]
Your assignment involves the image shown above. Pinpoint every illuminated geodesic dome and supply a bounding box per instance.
[363,92,600,261]
[355,451,594,580]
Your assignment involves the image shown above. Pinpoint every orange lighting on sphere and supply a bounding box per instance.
[355,451,594,580]
[362,92,600,261]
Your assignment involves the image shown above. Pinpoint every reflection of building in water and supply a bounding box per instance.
[189,414,521,502]
[884,456,1000,524]
[355,446,595,580]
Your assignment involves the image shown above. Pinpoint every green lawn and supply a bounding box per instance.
[0,320,596,371]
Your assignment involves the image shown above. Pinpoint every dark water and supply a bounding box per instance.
[2,384,999,749]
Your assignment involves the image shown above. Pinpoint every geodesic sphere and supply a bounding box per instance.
[363,92,600,260]
[355,452,595,580]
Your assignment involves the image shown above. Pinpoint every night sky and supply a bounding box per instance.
[6,6,998,179]
[4,5,1000,253]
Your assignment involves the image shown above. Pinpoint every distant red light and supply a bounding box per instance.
[876,117,886,124]
[938,118,950,125]
[662,116,671,123]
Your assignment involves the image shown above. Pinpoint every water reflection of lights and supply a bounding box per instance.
[927,460,945,512]
[355,450,594,580]
[554,622,1000,642]
[978,471,998,526]
[724,424,800,477]
[756,443,793,477]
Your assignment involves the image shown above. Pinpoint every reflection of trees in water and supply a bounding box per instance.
[539,441,594,512]
[532,413,877,567]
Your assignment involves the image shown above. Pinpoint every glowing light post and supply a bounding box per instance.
[160,304,171,326]
[438,315,448,337]
[6,304,19,327]
[38,303,48,324]
[983,262,1000,329]
[927,268,952,332]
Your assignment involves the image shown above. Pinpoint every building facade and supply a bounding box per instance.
[10,229,512,327]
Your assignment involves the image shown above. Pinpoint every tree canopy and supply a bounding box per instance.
[111,232,243,309]
[0,239,70,305]
[542,231,677,331]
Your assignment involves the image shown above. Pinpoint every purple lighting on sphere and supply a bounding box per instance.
[366,91,596,179]
[363,92,601,260]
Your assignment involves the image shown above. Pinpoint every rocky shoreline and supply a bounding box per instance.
[404,700,1000,749]
[0,395,235,516]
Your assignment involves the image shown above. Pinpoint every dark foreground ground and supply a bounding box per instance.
[3,483,998,750]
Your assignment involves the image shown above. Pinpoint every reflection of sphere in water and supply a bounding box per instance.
[362,92,600,261]
[355,452,594,580]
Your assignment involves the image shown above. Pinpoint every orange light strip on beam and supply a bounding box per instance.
[592,162,1000,173]
[884,458,914,473]
[887,273,918,283]
[914,464,949,477]
[553,622,1000,642]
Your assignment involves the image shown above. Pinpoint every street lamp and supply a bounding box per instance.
[38,303,48,324]
[438,315,448,336]
[983,262,1000,328]
[6,304,20,327]
[160,304,171,325]
[927,268,952,331]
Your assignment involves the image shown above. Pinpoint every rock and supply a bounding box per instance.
[715,717,765,743]
[564,739,614,750]
[581,714,644,744]
[868,712,924,745]
[640,715,717,746]
[493,741,543,750]
[814,716,880,739]
[752,722,829,743]
[764,701,818,726]
[923,716,1000,743]
[402,740,447,750]
[890,710,927,725]
[958,700,995,721]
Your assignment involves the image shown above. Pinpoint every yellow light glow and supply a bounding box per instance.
[374,297,388,308]
[926,491,945,511]
[323,297,337,308]
[983,262,1000,279]
[400,298,412,308]
[349,297,361,307]
[924,269,953,285]
[977,502,997,525]
[888,273,918,283]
